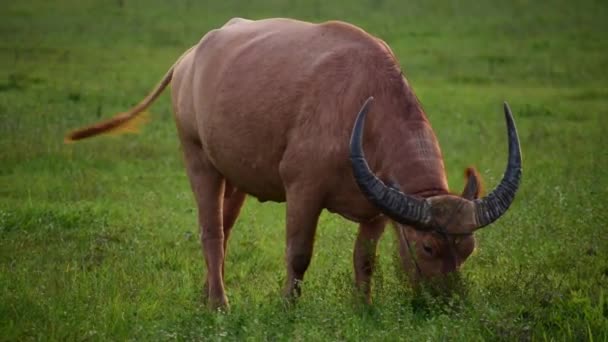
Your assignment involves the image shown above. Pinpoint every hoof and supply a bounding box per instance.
[208,295,229,311]
[283,279,303,301]
[202,281,229,310]
[353,286,373,305]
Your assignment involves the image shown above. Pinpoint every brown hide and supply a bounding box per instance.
[171,18,448,214]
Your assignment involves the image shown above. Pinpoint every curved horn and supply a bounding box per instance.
[349,97,432,228]
[473,102,522,228]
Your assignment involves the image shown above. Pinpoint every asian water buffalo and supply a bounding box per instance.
[66,18,522,308]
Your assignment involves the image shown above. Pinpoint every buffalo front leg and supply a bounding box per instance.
[283,190,323,299]
[182,142,228,309]
[353,217,387,304]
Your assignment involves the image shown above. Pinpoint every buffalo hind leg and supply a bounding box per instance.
[221,184,247,278]
[181,141,228,309]
[353,217,387,304]
[283,188,323,299]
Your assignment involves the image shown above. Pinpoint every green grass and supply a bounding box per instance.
[1,0,607,340]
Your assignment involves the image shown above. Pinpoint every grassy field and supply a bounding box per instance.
[1,0,607,340]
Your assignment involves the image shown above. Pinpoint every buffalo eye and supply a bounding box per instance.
[422,243,433,256]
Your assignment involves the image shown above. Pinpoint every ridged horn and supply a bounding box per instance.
[349,97,432,228]
[473,102,522,228]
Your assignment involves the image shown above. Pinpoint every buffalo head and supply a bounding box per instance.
[350,97,522,280]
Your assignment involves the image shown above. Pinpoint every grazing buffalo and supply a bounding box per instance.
[66,18,522,308]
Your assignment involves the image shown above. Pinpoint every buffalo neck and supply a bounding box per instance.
[368,81,449,197]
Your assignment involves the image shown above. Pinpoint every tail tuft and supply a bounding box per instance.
[107,111,150,136]
[64,111,151,143]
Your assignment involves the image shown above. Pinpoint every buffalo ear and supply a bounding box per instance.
[462,167,483,200]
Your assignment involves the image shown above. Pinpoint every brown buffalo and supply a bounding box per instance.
[66,18,522,308]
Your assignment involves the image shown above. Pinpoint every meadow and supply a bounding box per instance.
[1,0,606,340]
